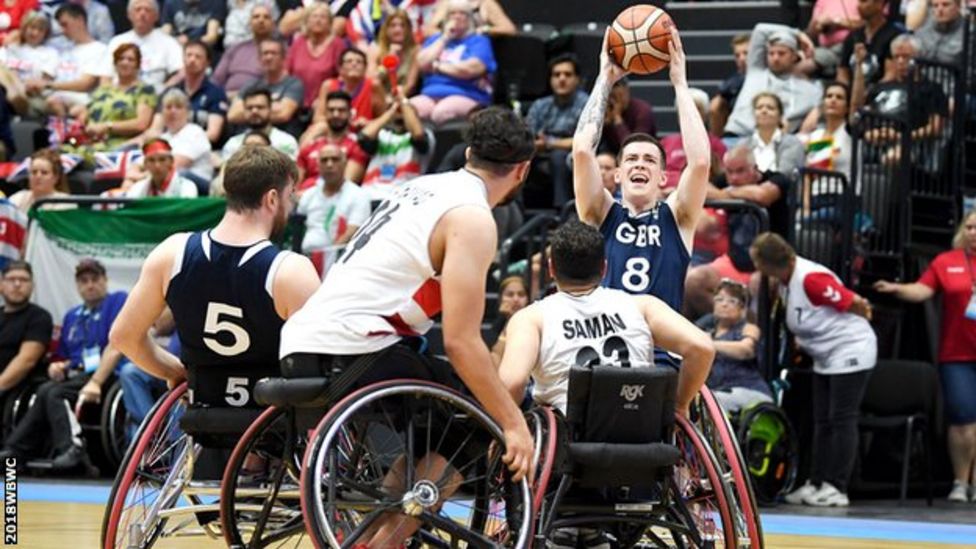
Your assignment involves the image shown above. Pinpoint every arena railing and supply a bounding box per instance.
[788,167,855,285]
[911,58,963,200]
[963,10,976,194]
[496,211,561,296]
[850,110,912,281]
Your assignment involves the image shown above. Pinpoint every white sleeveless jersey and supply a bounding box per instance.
[783,257,876,374]
[533,287,654,412]
[280,169,490,356]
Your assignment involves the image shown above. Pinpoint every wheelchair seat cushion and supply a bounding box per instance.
[253,377,332,407]
[569,442,681,487]
[566,365,677,444]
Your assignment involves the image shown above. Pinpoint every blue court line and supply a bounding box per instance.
[18,482,976,545]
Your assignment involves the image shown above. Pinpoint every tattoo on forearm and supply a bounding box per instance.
[574,72,611,153]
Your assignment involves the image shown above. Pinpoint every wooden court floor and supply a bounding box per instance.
[14,501,976,549]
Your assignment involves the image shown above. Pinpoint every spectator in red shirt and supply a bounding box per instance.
[284,2,347,109]
[296,90,367,190]
[305,47,385,140]
[874,209,976,503]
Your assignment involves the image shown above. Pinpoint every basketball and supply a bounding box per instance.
[608,4,675,74]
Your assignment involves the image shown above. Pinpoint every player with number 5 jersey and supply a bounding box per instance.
[572,25,709,312]
[109,146,321,392]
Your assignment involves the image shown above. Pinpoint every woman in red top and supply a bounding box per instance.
[875,210,976,503]
[284,2,348,109]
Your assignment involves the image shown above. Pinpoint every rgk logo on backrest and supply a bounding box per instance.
[620,384,645,402]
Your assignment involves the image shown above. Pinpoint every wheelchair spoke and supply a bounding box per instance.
[419,509,497,549]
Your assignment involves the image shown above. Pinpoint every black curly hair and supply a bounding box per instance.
[549,220,606,286]
[464,107,535,175]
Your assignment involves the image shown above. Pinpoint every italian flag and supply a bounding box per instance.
[25,198,226,323]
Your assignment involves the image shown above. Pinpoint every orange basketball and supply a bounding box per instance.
[608,4,675,75]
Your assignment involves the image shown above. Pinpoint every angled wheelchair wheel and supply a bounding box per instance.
[693,387,763,549]
[1,383,37,439]
[99,381,132,471]
[735,403,798,506]
[221,405,308,548]
[672,415,738,548]
[301,380,533,549]
[101,382,193,549]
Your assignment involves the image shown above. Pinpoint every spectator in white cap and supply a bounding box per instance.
[724,23,823,138]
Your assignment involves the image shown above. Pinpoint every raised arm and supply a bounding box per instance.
[109,235,187,385]
[573,28,626,226]
[665,27,710,250]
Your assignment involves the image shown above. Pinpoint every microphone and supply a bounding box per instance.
[382,53,400,98]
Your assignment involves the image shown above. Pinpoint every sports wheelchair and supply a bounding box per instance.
[529,365,742,548]
[100,363,302,549]
[221,348,534,549]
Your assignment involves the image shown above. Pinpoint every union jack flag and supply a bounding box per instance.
[0,198,28,269]
[0,153,83,181]
[92,150,143,181]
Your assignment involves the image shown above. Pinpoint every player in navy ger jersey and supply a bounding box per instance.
[573,27,709,312]
[109,145,320,390]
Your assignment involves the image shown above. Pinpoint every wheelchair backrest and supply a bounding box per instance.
[566,365,677,444]
[181,363,275,446]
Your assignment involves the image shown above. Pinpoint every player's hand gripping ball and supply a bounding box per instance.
[608,4,675,74]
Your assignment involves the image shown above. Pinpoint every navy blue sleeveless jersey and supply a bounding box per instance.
[165,231,286,370]
[599,201,690,311]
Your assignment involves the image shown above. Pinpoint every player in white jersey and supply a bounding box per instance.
[280,107,537,545]
[498,220,714,418]
[749,232,875,508]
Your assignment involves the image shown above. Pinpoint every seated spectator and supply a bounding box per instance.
[725,23,823,137]
[154,88,214,188]
[117,308,168,438]
[24,4,105,119]
[153,40,228,146]
[799,81,853,181]
[308,48,385,136]
[597,151,618,196]
[742,91,805,177]
[161,0,225,48]
[228,38,305,137]
[412,0,495,125]
[0,258,128,470]
[489,275,529,367]
[224,0,279,49]
[0,261,53,395]
[101,0,184,90]
[297,143,371,273]
[907,0,965,65]
[367,9,421,97]
[67,43,156,154]
[0,1,39,45]
[802,0,861,77]
[853,35,947,165]
[278,0,346,39]
[9,149,71,212]
[709,33,750,137]
[213,3,276,97]
[124,138,199,198]
[297,90,367,188]
[663,87,726,192]
[697,279,773,412]
[1,10,58,117]
[526,53,588,208]
[223,87,300,159]
[836,0,902,87]
[52,0,114,47]
[209,130,270,196]
[684,146,792,319]
[358,95,432,201]
[286,1,347,110]
[425,0,515,37]
[600,77,658,154]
